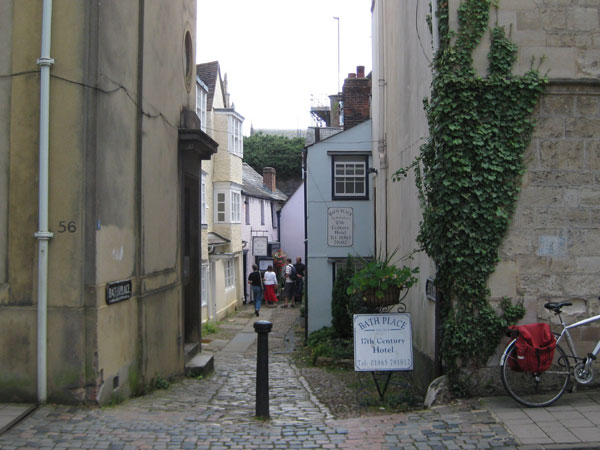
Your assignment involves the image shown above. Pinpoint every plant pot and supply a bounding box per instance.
[363,286,402,307]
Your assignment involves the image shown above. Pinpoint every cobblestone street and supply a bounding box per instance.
[0,306,598,449]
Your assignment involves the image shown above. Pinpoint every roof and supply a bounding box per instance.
[242,163,288,202]
[207,232,230,246]
[196,61,222,110]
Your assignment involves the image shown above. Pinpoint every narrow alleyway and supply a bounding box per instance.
[1,305,599,449]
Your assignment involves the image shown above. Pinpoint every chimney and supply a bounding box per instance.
[263,167,276,192]
[342,65,371,131]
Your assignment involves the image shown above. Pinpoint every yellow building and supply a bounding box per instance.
[0,1,217,404]
[196,62,245,322]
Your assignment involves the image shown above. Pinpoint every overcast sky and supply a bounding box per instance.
[196,0,372,134]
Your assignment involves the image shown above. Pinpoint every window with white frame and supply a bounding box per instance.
[224,259,235,289]
[214,182,242,224]
[201,263,209,307]
[260,200,265,225]
[332,155,369,200]
[196,82,208,132]
[231,191,241,223]
[201,172,207,225]
[229,115,243,157]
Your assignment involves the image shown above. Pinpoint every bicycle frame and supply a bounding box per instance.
[555,312,600,362]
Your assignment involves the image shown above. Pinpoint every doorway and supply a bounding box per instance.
[183,175,201,344]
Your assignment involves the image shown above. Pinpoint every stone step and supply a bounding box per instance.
[184,342,199,365]
[185,352,214,378]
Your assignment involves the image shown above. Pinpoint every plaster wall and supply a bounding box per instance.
[241,196,279,299]
[280,184,305,264]
[448,0,600,79]
[371,0,437,377]
[1,0,198,403]
[306,120,374,333]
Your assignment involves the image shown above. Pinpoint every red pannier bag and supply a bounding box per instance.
[507,323,556,373]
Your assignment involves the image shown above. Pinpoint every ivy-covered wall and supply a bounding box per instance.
[372,0,600,393]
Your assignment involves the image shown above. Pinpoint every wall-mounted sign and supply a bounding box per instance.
[257,258,274,271]
[354,313,413,371]
[327,207,353,247]
[253,236,268,256]
[106,280,132,305]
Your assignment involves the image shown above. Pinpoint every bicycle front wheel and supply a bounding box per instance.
[500,339,570,407]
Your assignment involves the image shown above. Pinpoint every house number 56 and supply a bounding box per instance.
[57,221,77,233]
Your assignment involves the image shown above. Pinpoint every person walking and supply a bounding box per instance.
[263,265,279,306]
[293,256,305,305]
[283,258,296,308]
[247,264,263,316]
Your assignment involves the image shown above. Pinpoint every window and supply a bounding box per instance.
[214,182,242,224]
[332,155,369,200]
[271,203,277,228]
[245,198,250,225]
[216,192,226,222]
[231,191,241,223]
[230,116,243,156]
[224,259,235,289]
[260,200,265,225]
[201,264,209,307]
[201,173,207,225]
[196,83,208,132]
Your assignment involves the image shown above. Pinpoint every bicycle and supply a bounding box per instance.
[500,301,600,407]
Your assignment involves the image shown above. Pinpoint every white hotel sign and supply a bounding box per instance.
[354,313,413,371]
[327,207,352,247]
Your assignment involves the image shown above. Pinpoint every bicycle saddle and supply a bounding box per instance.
[544,301,572,312]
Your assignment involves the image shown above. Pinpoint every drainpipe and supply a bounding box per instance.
[431,0,440,57]
[376,0,388,253]
[35,0,55,404]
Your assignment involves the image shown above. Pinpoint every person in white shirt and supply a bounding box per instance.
[283,258,295,308]
[263,265,279,306]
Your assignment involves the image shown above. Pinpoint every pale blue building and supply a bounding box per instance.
[305,119,374,333]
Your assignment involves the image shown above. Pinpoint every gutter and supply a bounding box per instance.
[35,0,55,404]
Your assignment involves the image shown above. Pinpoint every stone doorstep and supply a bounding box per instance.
[184,352,215,378]
[184,342,200,365]
[0,404,37,435]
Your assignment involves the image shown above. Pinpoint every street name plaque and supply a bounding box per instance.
[106,280,132,305]
[354,313,413,371]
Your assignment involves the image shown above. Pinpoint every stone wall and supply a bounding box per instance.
[490,81,600,355]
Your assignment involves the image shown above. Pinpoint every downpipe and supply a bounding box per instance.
[35,0,54,404]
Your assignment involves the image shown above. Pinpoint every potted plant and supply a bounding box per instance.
[347,250,419,308]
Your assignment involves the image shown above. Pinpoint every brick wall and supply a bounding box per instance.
[490,81,600,353]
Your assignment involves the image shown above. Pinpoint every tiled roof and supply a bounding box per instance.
[242,163,288,202]
[196,61,221,110]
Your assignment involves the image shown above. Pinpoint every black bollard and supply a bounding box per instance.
[254,320,273,418]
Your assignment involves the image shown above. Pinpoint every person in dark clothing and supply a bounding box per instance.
[247,264,263,316]
[293,257,305,305]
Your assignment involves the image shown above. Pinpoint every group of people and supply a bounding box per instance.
[247,257,305,316]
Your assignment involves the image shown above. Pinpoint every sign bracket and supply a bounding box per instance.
[371,371,393,401]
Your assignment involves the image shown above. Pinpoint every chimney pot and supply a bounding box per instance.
[348,73,356,79]
[357,66,365,78]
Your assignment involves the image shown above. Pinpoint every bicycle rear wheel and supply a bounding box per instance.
[500,339,570,407]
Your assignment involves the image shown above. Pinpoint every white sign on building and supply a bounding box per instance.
[327,207,353,247]
[354,313,413,371]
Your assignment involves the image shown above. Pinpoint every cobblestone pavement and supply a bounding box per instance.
[0,306,552,449]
